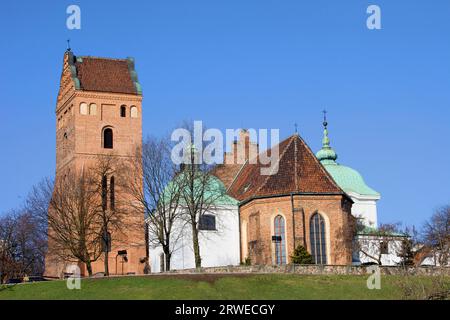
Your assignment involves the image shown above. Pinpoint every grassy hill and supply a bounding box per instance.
[0,273,431,300]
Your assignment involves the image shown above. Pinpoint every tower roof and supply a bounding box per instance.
[65,51,142,95]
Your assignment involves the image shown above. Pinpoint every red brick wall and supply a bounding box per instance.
[240,195,354,266]
[45,53,147,278]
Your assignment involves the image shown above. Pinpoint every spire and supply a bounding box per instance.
[316,110,338,164]
[66,39,71,52]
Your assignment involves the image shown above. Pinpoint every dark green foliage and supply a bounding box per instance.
[291,245,314,264]
[398,238,415,267]
[240,257,251,266]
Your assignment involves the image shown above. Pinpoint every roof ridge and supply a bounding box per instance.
[78,56,129,62]
[253,135,296,196]
[297,134,345,194]
[226,161,248,193]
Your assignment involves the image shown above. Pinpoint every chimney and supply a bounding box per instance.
[224,129,259,165]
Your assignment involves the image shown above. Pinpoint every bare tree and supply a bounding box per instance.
[170,121,229,269]
[355,222,406,266]
[47,169,103,277]
[127,136,183,271]
[422,205,450,266]
[0,209,47,283]
[24,177,53,275]
[0,212,19,284]
[395,207,450,300]
[91,154,130,276]
[178,145,227,269]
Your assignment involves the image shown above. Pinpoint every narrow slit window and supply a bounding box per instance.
[102,175,108,211]
[110,176,115,211]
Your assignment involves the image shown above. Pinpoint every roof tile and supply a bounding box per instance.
[227,134,344,202]
[75,57,138,95]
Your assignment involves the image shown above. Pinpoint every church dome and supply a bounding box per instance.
[322,162,379,197]
[316,116,380,197]
[164,169,238,206]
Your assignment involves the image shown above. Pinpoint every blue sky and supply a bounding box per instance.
[0,0,449,228]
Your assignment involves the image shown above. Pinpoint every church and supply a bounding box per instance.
[149,123,381,271]
[46,50,383,277]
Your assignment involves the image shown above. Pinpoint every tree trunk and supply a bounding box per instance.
[192,223,201,268]
[164,251,171,272]
[104,251,109,276]
[163,239,171,271]
[85,260,93,277]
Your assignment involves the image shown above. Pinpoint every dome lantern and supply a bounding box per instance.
[316,110,338,165]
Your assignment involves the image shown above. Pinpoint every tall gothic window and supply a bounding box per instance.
[310,213,327,264]
[110,176,115,211]
[274,215,286,265]
[103,128,113,149]
[120,105,126,117]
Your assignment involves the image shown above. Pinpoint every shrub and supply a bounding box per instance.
[291,245,314,264]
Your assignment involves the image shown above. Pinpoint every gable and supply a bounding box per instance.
[228,134,344,202]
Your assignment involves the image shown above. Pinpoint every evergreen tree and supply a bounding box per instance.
[399,238,415,267]
[291,245,314,264]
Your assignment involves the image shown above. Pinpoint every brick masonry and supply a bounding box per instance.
[239,195,355,266]
[45,51,147,278]
[162,264,450,276]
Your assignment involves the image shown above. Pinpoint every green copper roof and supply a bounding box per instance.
[322,163,380,197]
[316,115,380,197]
[164,170,238,206]
[316,125,338,165]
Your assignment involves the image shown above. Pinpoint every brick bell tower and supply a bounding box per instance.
[44,49,147,277]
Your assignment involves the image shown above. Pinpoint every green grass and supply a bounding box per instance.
[0,273,440,300]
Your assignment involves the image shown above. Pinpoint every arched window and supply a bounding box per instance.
[130,106,138,118]
[110,176,115,211]
[101,175,108,211]
[80,102,88,115]
[199,214,216,230]
[310,213,327,264]
[120,105,126,117]
[89,103,97,115]
[274,215,286,264]
[103,128,113,149]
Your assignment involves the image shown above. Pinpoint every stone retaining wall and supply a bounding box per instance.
[163,264,450,276]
